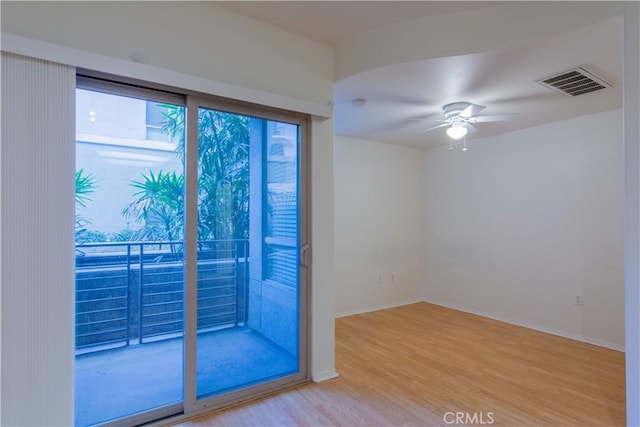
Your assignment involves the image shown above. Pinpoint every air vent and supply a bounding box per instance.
[536,67,611,96]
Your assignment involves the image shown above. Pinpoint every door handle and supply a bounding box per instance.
[300,243,310,268]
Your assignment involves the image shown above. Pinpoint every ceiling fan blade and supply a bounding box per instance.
[419,123,449,133]
[470,113,518,123]
[411,116,447,122]
[459,103,486,119]
[463,122,478,133]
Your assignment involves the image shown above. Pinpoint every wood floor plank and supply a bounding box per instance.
[176,302,625,426]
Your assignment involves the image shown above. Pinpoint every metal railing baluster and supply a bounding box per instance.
[75,239,249,353]
[126,243,131,346]
[244,240,249,325]
[234,241,240,327]
[139,243,144,344]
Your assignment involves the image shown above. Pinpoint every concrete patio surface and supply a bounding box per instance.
[75,327,297,426]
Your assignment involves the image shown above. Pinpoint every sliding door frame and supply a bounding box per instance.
[183,94,311,414]
[76,74,188,427]
[76,70,311,425]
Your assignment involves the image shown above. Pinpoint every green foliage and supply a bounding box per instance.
[76,228,150,244]
[122,170,184,242]
[76,104,250,246]
[75,169,97,241]
[111,228,139,242]
[135,105,250,242]
[195,109,249,241]
[75,229,108,244]
[75,168,96,208]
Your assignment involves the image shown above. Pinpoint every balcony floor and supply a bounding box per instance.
[75,327,297,426]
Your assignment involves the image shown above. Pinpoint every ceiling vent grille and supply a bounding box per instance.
[536,67,611,96]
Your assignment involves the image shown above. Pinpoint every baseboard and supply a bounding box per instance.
[335,298,423,318]
[423,298,625,352]
[312,369,340,383]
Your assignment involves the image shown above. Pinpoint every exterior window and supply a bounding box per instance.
[146,101,172,142]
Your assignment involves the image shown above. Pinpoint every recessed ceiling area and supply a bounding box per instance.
[215,1,624,150]
[333,15,622,148]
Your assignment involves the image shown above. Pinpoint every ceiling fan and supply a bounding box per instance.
[415,102,516,148]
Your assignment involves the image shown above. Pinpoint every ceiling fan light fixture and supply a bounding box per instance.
[446,124,467,140]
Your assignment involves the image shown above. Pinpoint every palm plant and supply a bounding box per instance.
[75,169,97,241]
[163,105,250,242]
[75,168,96,208]
[124,104,250,249]
[122,170,185,248]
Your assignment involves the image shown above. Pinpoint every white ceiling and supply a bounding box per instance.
[217,2,622,149]
[334,16,622,148]
[218,1,499,45]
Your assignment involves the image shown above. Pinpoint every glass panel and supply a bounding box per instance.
[195,108,300,398]
[75,88,184,425]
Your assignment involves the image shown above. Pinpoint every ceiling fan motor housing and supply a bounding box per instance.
[442,102,472,120]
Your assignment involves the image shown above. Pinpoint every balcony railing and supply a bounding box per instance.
[75,239,249,353]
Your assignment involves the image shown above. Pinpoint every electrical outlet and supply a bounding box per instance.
[575,295,584,306]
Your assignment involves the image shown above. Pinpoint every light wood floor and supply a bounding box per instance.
[177,302,625,426]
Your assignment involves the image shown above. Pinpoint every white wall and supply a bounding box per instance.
[334,136,424,316]
[333,112,625,349]
[1,1,333,106]
[0,1,337,423]
[311,119,337,381]
[422,109,624,349]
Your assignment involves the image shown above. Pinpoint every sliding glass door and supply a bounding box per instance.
[74,84,186,426]
[188,104,305,405]
[74,78,308,426]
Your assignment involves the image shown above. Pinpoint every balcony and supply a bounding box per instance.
[76,240,249,351]
[75,240,298,426]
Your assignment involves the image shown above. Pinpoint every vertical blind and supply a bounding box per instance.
[1,52,75,426]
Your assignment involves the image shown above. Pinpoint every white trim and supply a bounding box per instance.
[311,369,340,383]
[335,298,423,318]
[1,32,332,119]
[423,299,625,353]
